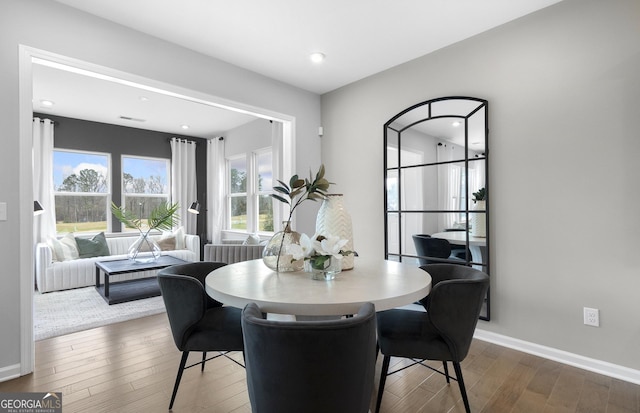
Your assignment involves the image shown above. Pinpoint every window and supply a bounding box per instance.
[256,150,274,232]
[53,150,110,234]
[229,156,247,230]
[227,149,273,234]
[121,155,170,232]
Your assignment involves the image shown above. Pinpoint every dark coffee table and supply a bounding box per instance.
[95,255,187,304]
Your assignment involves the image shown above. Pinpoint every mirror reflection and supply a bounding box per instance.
[384,97,490,320]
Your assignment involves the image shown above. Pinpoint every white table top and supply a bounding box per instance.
[205,258,432,316]
[432,231,487,246]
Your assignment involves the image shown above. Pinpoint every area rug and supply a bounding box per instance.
[34,287,166,341]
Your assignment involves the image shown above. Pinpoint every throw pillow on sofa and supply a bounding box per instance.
[161,226,185,249]
[49,233,80,262]
[75,232,111,258]
[242,234,261,245]
[157,236,177,251]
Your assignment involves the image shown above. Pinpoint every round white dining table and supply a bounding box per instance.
[205,258,432,316]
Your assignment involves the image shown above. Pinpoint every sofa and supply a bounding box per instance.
[35,232,200,293]
[204,239,265,264]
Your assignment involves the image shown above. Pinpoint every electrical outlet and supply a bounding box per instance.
[583,307,599,327]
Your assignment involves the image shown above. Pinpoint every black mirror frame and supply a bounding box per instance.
[383,96,490,320]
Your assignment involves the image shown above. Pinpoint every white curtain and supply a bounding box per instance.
[436,143,458,230]
[207,137,226,243]
[33,118,56,243]
[271,121,283,226]
[170,138,197,235]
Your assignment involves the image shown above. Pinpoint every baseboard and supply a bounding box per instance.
[0,363,21,383]
[474,328,640,385]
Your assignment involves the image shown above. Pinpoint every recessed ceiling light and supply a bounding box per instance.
[452,121,461,127]
[181,125,190,130]
[139,96,149,102]
[40,99,54,107]
[310,52,326,63]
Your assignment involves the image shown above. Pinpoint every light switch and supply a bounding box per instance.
[0,202,6,221]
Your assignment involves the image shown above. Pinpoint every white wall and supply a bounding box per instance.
[0,0,321,377]
[224,118,273,157]
[321,0,640,371]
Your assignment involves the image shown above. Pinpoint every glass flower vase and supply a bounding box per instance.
[262,221,304,272]
[304,256,342,280]
[127,233,162,263]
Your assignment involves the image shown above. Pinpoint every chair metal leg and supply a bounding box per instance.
[452,361,471,413]
[375,355,391,413]
[201,352,207,372]
[443,361,450,383]
[169,351,189,410]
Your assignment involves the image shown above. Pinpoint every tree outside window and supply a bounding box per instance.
[227,149,273,234]
[121,156,170,232]
[53,150,110,234]
[229,157,248,230]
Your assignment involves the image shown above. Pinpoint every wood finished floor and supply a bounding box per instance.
[1,313,638,413]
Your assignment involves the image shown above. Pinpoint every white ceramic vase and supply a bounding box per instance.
[471,200,486,238]
[315,194,355,270]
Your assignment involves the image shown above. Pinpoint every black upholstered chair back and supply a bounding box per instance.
[413,234,453,265]
[242,302,377,413]
[420,264,490,361]
[157,262,244,410]
[157,273,207,350]
[157,261,227,309]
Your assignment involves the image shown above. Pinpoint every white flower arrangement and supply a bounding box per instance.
[290,233,357,270]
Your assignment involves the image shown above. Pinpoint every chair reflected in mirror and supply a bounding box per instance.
[444,228,471,260]
[412,234,466,265]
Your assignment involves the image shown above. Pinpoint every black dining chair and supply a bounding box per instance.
[157,262,244,410]
[241,302,377,413]
[444,228,471,260]
[412,234,465,265]
[375,264,490,413]
[158,261,227,310]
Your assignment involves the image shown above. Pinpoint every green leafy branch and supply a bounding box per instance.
[271,164,332,226]
[110,201,180,236]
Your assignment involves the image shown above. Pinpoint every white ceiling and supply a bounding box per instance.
[35,0,562,137]
[32,62,259,138]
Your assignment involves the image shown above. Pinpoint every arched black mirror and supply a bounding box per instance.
[384,96,490,320]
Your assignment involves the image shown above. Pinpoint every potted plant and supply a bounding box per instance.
[111,201,180,263]
[472,187,486,203]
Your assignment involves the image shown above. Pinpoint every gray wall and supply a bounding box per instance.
[321,0,640,370]
[36,113,208,235]
[0,0,321,375]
